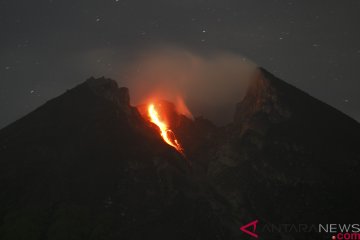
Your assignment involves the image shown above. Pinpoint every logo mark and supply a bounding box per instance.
[240,220,259,238]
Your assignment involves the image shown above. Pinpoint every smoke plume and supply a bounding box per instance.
[122,46,257,125]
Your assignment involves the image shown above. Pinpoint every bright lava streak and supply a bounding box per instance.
[148,103,184,154]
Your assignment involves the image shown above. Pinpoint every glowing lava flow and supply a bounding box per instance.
[148,104,184,154]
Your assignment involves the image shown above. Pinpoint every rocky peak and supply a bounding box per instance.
[84,76,130,107]
[233,68,291,134]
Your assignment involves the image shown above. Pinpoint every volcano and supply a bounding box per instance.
[0,68,359,240]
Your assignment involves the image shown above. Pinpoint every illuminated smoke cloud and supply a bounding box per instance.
[123,46,258,125]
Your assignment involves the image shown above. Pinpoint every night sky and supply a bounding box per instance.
[1,0,359,128]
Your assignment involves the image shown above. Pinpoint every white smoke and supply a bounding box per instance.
[123,46,257,125]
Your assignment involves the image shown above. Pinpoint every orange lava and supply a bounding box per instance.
[148,103,184,154]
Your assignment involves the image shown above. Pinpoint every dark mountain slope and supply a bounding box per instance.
[0,77,225,240]
[210,68,360,225]
[0,69,360,240]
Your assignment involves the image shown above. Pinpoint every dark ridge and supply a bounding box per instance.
[0,72,359,240]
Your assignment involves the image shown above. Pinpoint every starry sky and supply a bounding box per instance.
[1,0,360,128]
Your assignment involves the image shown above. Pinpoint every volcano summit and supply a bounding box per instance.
[0,68,359,240]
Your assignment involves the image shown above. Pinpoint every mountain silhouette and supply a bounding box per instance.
[0,69,359,240]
